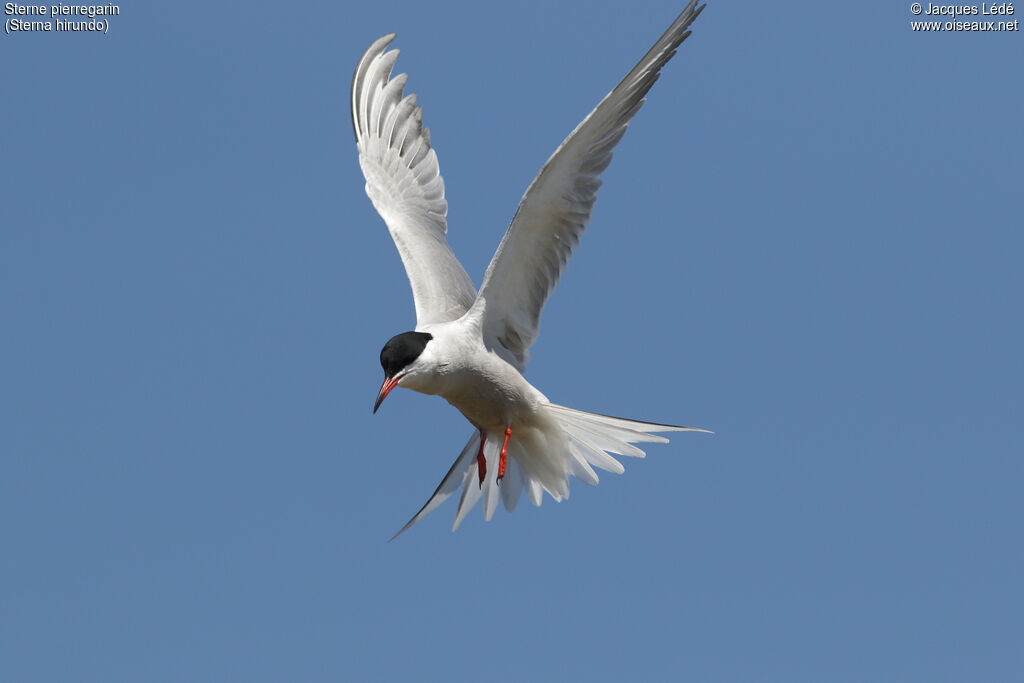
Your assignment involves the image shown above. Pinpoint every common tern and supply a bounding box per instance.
[352,1,710,538]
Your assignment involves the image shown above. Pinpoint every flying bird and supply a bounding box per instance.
[352,0,709,538]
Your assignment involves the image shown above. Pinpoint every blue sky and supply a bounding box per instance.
[2,1,1021,681]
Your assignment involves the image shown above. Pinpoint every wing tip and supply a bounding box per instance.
[369,32,397,54]
[352,33,402,141]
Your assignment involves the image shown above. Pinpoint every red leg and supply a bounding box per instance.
[476,429,487,487]
[498,426,512,482]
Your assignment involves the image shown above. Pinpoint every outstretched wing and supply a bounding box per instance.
[352,34,476,326]
[472,1,705,368]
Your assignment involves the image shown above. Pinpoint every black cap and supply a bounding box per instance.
[380,332,433,378]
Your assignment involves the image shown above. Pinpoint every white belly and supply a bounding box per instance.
[437,359,544,431]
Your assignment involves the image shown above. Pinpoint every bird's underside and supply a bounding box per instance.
[352,1,710,538]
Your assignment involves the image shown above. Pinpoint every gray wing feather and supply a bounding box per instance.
[473,1,705,368]
[352,35,476,326]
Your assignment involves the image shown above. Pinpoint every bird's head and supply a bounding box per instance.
[373,331,434,413]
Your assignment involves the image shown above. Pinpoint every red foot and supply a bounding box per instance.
[476,429,486,487]
[498,427,512,482]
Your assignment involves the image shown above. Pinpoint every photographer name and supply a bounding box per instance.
[923,2,1015,14]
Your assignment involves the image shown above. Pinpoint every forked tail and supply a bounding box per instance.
[389,404,710,540]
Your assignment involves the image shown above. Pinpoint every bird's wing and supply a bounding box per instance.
[352,34,476,326]
[471,1,705,368]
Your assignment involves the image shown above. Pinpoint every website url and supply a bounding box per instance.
[911,18,1020,29]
